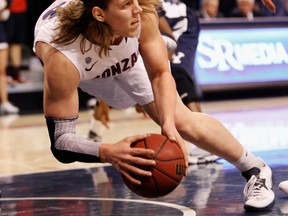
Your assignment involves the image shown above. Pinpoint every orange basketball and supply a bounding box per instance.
[122,134,185,198]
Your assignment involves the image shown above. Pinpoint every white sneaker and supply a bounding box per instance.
[188,148,220,164]
[0,114,19,127]
[86,98,97,109]
[243,164,275,211]
[279,180,288,194]
[0,102,19,115]
[279,199,288,214]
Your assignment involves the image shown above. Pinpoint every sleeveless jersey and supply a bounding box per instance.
[34,0,154,109]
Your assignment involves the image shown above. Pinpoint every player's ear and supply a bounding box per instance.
[92,7,105,22]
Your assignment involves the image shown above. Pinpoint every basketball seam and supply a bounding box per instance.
[151,174,159,197]
[155,136,184,161]
[151,169,179,197]
[155,157,184,162]
[154,137,169,159]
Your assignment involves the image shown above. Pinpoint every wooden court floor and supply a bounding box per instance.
[0,96,288,215]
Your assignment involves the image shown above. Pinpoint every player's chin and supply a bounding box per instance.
[117,25,139,38]
[125,30,138,38]
[128,25,140,37]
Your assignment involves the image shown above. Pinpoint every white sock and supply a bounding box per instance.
[232,147,264,173]
[91,120,104,136]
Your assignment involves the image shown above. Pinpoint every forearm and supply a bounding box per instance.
[140,11,177,127]
[151,71,177,127]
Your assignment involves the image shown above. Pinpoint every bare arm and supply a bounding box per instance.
[262,0,276,13]
[139,11,177,135]
[158,16,174,37]
[36,42,79,118]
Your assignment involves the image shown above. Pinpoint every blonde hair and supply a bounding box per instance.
[52,0,160,57]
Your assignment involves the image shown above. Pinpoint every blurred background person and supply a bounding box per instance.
[0,0,19,115]
[5,0,28,83]
[230,0,265,20]
[197,0,224,20]
[255,0,288,16]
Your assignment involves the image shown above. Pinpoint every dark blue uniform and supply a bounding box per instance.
[0,22,8,46]
[159,0,202,105]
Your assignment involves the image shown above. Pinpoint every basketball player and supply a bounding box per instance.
[34,0,276,211]
[87,0,219,164]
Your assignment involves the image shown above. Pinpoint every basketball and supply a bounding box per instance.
[122,134,185,198]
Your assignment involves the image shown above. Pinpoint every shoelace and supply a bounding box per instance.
[244,175,266,199]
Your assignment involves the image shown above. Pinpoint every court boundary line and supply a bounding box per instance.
[0,197,196,216]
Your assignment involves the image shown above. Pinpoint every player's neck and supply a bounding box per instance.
[111,36,123,45]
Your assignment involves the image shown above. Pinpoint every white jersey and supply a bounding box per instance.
[34,0,154,109]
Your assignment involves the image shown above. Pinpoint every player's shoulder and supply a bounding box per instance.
[139,12,159,44]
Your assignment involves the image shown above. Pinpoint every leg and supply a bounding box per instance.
[9,44,22,68]
[143,98,242,162]
[0,47,19,115]
[143,97,275,211]
[7,44,28,83]
[176,97,275,211]
[6,12,28,83]
[0,48,8,103]
[86,98,109,142]
[186,101,201,113]
[176,97,244,162]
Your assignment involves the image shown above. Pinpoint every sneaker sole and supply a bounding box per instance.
[244,170,275,212]
[244,199,275,212]
[279,180,288,193]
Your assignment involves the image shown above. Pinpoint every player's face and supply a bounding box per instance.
[103,0,143,38]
